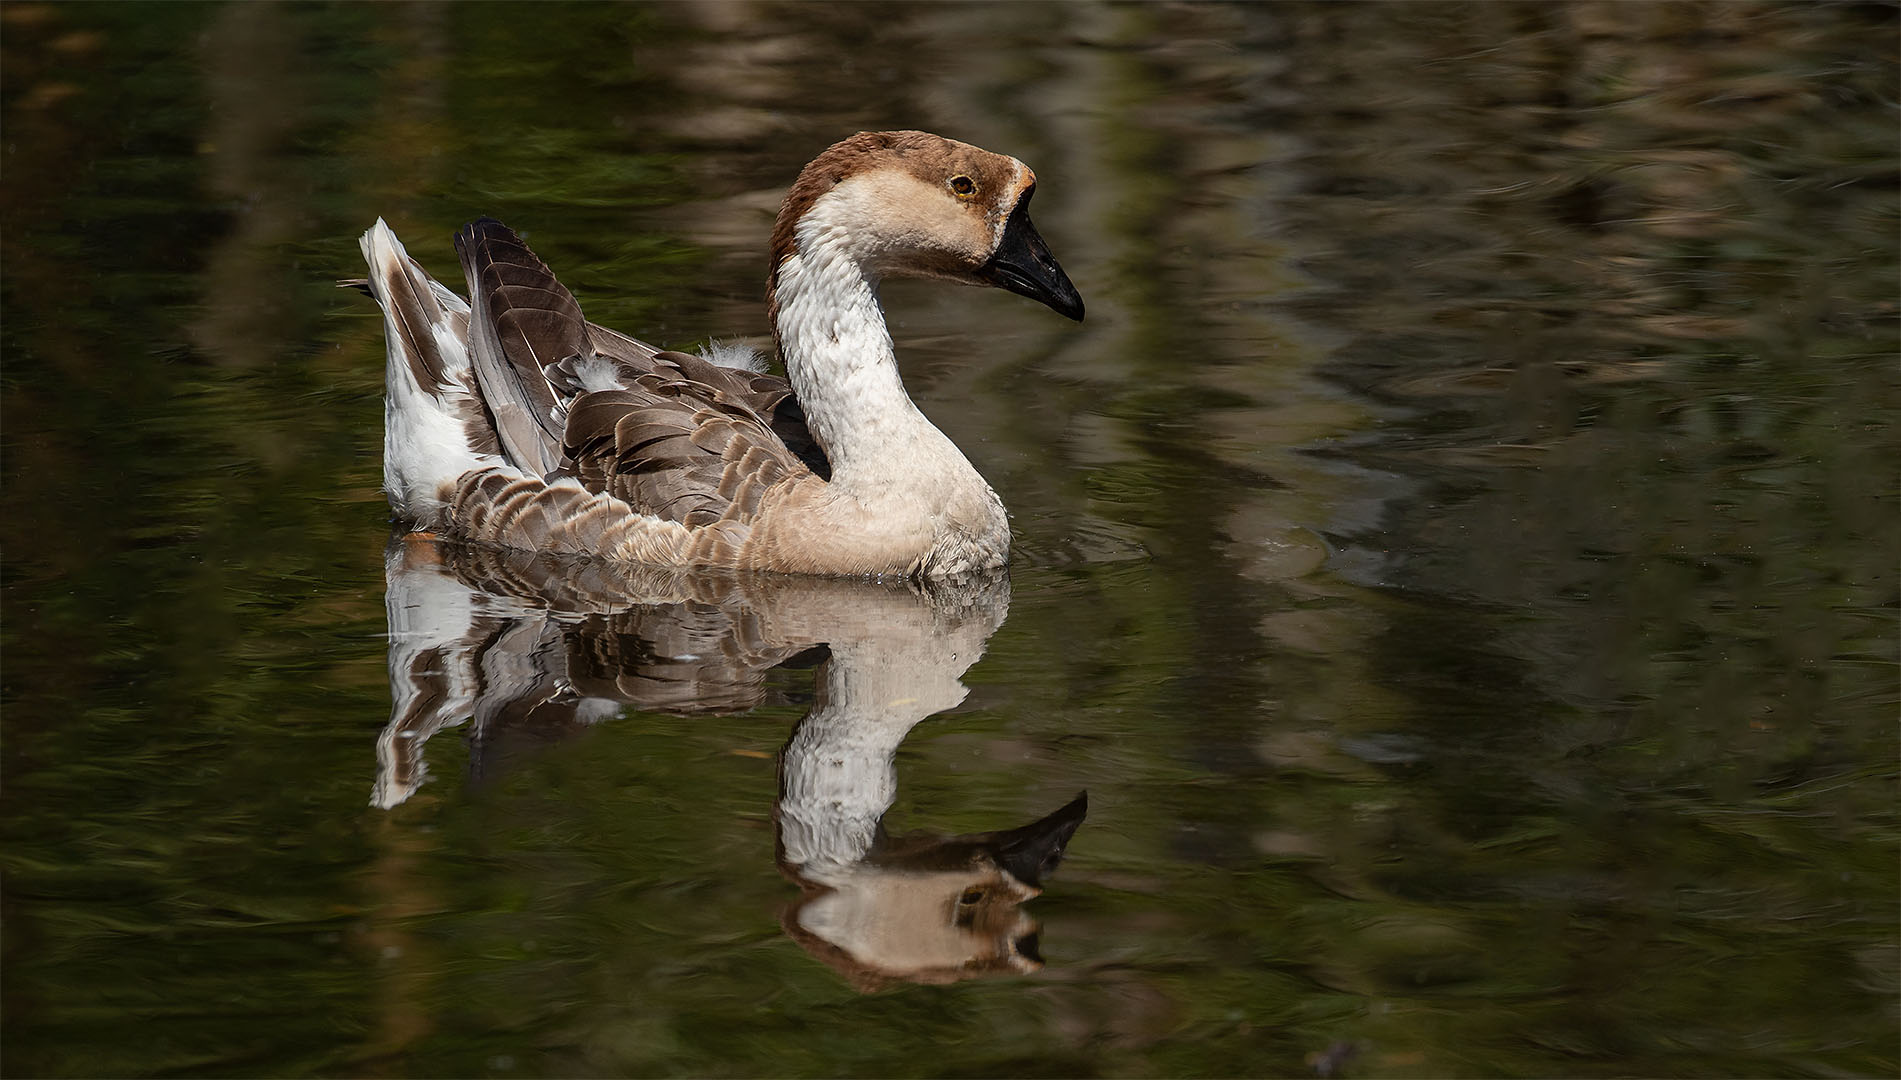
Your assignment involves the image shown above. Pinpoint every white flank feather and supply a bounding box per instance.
[698,338,768,373]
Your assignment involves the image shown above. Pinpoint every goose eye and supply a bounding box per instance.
[949,174,977,198]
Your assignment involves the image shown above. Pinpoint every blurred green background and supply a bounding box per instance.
[2,2,1895,1076]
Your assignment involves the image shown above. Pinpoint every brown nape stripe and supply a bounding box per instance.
[766,131,910,351]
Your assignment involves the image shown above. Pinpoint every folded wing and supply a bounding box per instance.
[446,219,831,556]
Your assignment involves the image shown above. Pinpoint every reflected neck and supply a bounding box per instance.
[775,641,970,875]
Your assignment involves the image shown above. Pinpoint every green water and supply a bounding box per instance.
[3,3,1895,1076]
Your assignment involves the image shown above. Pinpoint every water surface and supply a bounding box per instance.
[3,3,1895,1076]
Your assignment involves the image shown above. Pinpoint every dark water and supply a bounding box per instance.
[3,3,1896,1076]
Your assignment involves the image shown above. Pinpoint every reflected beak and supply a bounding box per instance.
[978,190,1085,322]
[991,790,1088,887]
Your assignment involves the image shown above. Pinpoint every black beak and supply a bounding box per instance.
[978,190,1085,322]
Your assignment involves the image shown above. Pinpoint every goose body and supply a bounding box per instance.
[359,131,1082,578]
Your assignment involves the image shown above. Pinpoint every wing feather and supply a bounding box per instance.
[562,350,820,536]
[455,219,590,477]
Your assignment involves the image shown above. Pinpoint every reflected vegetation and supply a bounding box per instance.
[2,1,1895,1077]
[375,537,1085,990]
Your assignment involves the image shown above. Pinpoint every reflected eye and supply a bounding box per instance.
[949,174,977,199]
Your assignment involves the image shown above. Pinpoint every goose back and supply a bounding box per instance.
[433,221,835,568]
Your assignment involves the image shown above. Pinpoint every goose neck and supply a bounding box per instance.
[771,231,964,491]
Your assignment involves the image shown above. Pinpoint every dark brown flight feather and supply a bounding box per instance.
[455,218,590,478]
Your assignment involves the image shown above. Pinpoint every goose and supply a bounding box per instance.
[356,130,1083,578]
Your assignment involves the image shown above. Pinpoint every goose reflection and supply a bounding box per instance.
[374,534,1085,987]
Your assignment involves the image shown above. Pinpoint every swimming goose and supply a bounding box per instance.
[358,130,1083,577]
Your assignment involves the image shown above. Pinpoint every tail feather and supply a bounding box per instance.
[360,219,501,524]
[362,222,462,399]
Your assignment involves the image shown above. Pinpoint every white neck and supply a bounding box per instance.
[772,209,981,496]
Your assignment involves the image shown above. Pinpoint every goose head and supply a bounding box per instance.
[769,130,1085,322]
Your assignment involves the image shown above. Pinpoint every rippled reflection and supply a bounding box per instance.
[375,535,1084,987]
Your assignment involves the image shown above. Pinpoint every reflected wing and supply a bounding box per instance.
[563,606,827,716]
[428,538,830,711]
